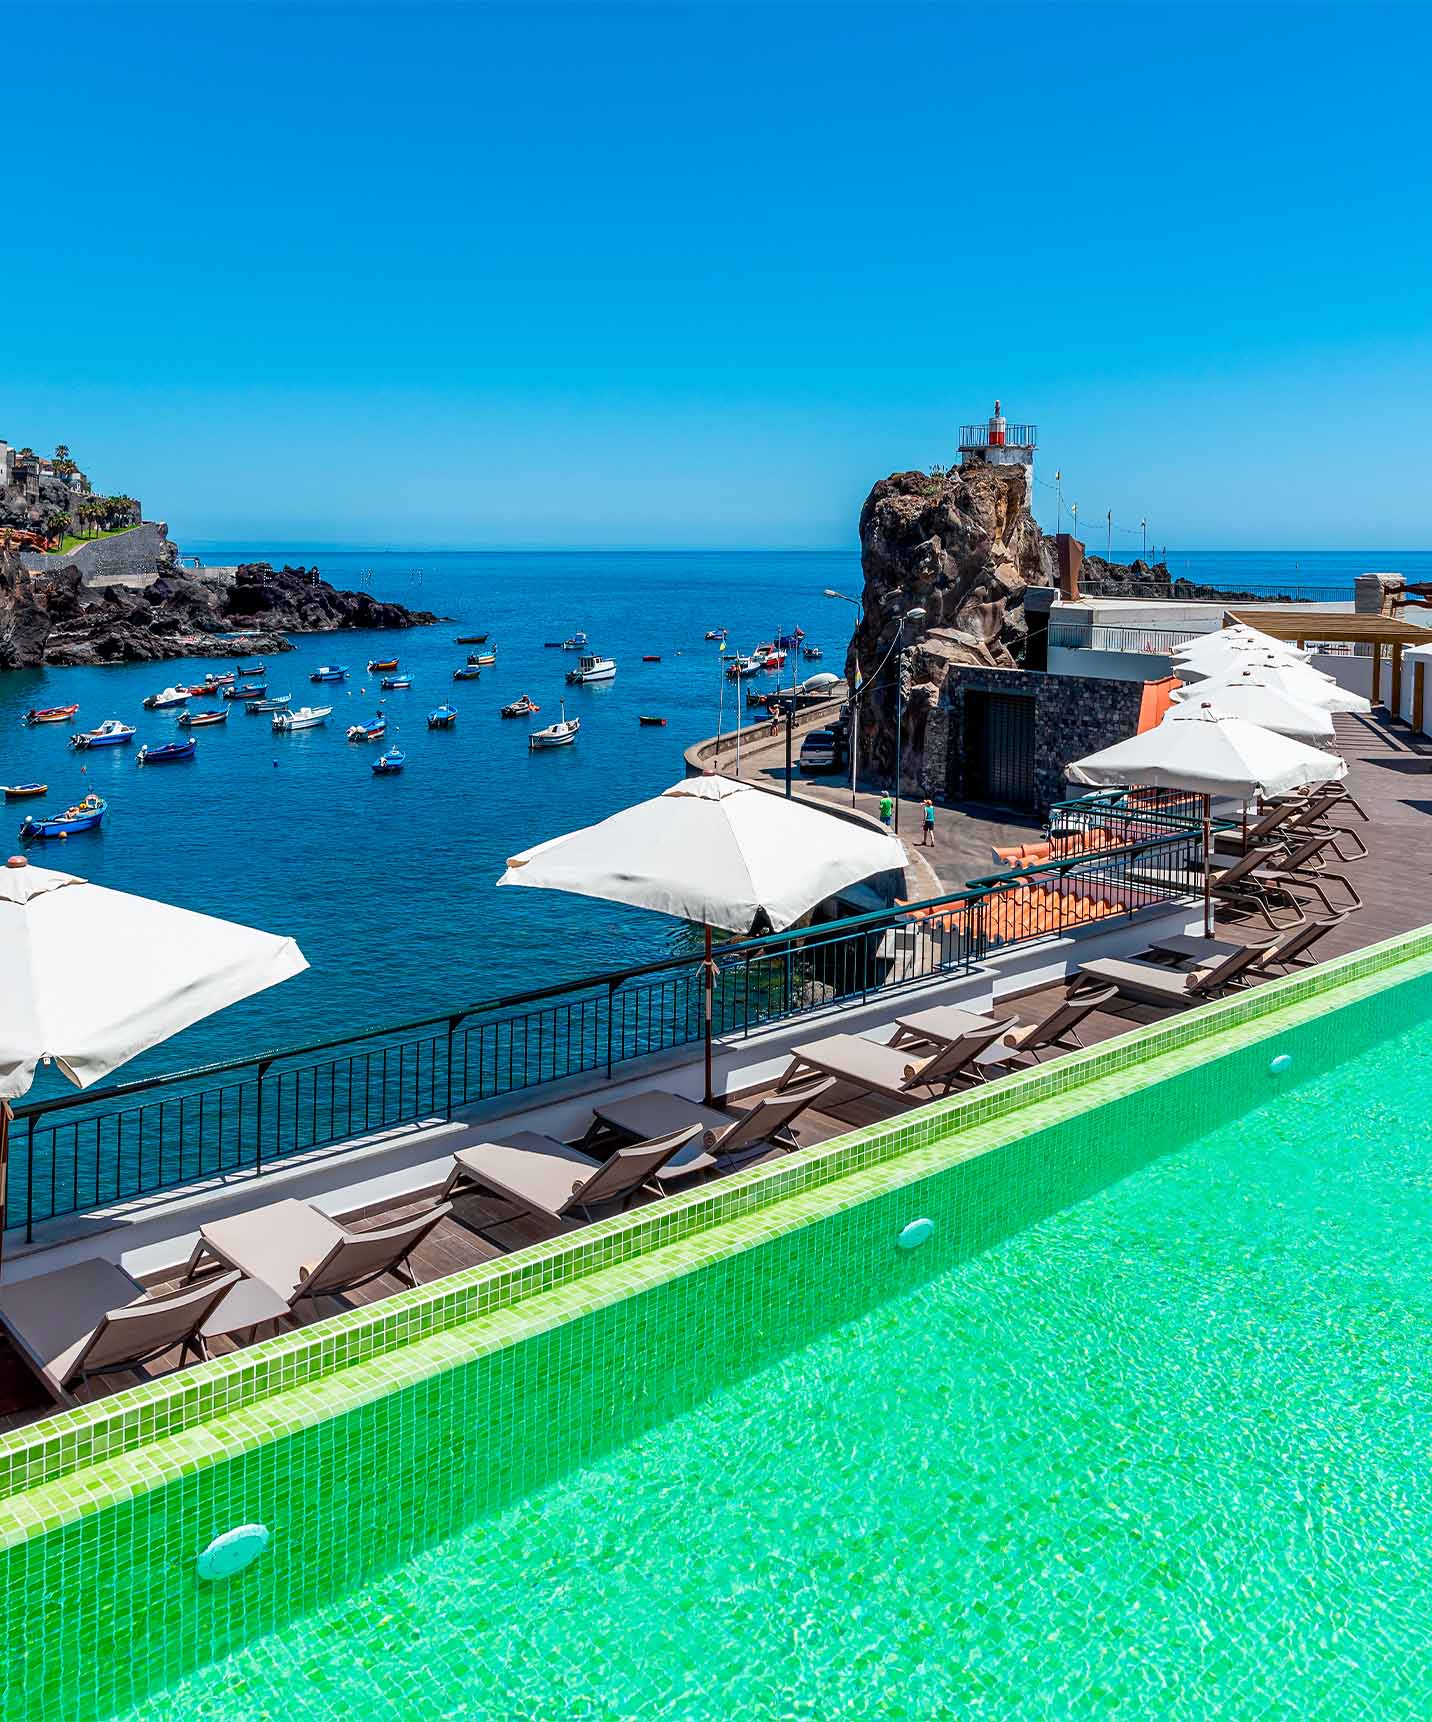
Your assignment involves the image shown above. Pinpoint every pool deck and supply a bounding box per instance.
[0,709,1425,1433]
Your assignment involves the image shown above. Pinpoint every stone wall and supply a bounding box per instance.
[17,521,171,587]
[921,665,1145,815]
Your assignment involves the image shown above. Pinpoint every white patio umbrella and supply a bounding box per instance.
[499,775,909,1099]
[1182,653,1371,715]
[1172,629,1312,677]
[1066,702,1346,935]
[1168,670,1336,744]
[0,855,309,1266]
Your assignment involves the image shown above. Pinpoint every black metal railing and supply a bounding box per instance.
[8,825,1203,1239]
[959,423,1038,448]
[1078,578,1351,605]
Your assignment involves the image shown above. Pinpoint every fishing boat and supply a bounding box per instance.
[775,631,804,650]
[452,665,481,681]
[500,695,540,718]
[223,682,268,701]
[638,715,667,727]
[185,683,222,698]
[379,674,412,690]
[427,704,457,729]
[529,703,579,749]
[273,705,332,731]
[642,655,661,662]
[560,632,588,652]
[347,717,386,743]
[454,633,488,645]
[236,662,266,675]
[704,627,727,641]
[24,704,80,725]
[249,693,292,713]
[803,645,823,660]
[371,746,406,774]
[142,686,190,710]
[761,648,787,669]
[4,783,48,800]
[566,654,616,685]
[136,739,197,765]
[178,708,229,728]
[70,719,136,749]
[469,651,496,667]
[204,671,236,686]
[20,794,106,840]
[367,658,399,673]
[725,653,762,680]
[310,666,349,684]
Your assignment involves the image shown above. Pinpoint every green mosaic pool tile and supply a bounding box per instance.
[3,922,1429,1519]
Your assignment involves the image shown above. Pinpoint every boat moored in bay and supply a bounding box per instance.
[223,683,268,701]
[310,666,349,684]
[371,746,406,774]
[137,739,198,765]
[273,705,333,731]
[19,793,106,840]
[500,695,540,718]
[427,704,457,729]
[24,704,80,725]
[367,658,399,673]
[178,708,229,728]
[529,702,579,749]
[452,665,481,681]
[379,674,412,690]
[69,719,136,750]
[566,654,616,685]
[347,717,386,743]
[248,693,292,713]
[143,686,190,710]
[3,783,48,800]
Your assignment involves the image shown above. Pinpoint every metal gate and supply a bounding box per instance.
[964,691,1037,809]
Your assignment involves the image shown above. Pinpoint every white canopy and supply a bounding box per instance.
[1172,629,1312,677]
[0,858,309,1100]
[1180,654,1371,715]
[1167,671,1336,744]
[498,774,909,933]
[1066,701,1347,801]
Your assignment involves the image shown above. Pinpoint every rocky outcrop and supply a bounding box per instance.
[0,553,441,669]
[1077,553,1295,604]
[848,464,1053,788]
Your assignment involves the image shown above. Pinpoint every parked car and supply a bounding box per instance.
[799,728,840,773]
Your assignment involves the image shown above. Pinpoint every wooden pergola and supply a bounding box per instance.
[1227,607,1432,721]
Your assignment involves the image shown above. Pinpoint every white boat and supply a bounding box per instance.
[566,654,617,685]
[248,693,291,713]
[142,685,191,710]
[725,653,763,680]
[529,702,580,749]
[272,704,332,731]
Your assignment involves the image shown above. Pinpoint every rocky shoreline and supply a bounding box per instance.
[0,552,442,669]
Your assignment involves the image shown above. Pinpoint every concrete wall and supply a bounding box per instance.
[1395,647,1432,733]
[17,520,168,587]
[1307,651,1374,700]
[1047,645,1179,682]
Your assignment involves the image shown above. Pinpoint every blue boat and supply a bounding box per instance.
[452,665,481,681]
[347,717,386,743]
[223,682,268,701]
[310,666,349,683]
[236,662,266,675]
[136,739,197,765]
[20,794,106,840]
[379,674,412,690]
[371,746,406,774]
[427,704,457,729]
[69,719,136,750]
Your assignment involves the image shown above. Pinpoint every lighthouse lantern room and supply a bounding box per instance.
[957,401,1037,507]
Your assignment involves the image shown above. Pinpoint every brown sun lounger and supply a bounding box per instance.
[186,1195,450,1310]
[775,1018,1020,1102]
[1076,938,1275,1007]
[1145,914,1346,976]
[0,1257,241,1404]
[587,1078,838,1171]
[442,1124,703,1223]
[999,983,1119,1064]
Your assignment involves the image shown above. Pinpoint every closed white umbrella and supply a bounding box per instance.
[1066,702,1346,934]
[499,775,909,1097]
[1168,671,1336,744]
[1182,653,1371,715]
[0,855,308,1266]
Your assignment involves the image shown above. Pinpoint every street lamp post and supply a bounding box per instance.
[893,606,926,835]
[823,586,863,806]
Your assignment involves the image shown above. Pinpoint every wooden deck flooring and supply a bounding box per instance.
[2,711,1427,1434]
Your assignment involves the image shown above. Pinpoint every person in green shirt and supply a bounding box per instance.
[878,790,893,828]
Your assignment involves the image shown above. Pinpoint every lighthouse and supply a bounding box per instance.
[957,401,1037,508]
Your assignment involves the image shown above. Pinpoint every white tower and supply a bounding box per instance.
[958,401,1037,508]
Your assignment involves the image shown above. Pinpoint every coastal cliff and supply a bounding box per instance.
[0,550,439,669]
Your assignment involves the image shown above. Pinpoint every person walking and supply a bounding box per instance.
[921,798,936,847]
[878,789,894,829]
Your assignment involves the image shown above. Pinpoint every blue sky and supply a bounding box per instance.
[6,2,1430,551]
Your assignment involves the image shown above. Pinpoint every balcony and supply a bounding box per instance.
[959,423,1037,450]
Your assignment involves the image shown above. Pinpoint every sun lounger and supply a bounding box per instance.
[186,1196,450,1310]
[442,1125,703,1224]
[775,1018,1020,1103]
[1144,914,1345,976]
[0,1257,241,1403]
[999,984,1119,1064]
[1205,845,1307,929]
[889,1004,998,1048]
[587,1078,837,1171]
[1076,938,1275,1008]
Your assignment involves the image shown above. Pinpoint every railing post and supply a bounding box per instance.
[445,1014,463,1119]
[605,977,617,1077]
[254,1057,271,1177]
[24,1113,35,1245]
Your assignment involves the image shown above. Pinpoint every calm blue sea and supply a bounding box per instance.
[0,547,1423,1089]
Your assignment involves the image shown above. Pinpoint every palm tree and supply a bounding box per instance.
[43,511,71,550]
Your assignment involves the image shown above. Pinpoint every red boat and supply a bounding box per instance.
[23,705,79,725]
[642,655,661,662]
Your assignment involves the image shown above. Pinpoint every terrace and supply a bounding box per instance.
[0,708,1423,1433]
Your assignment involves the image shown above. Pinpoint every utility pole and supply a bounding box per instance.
[1106,510,1112,559]
[1141,517,1147,559]
[1054,470,1062,534]
[784,697,795,797]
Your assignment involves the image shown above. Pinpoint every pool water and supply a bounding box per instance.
[108,976,1432,1720]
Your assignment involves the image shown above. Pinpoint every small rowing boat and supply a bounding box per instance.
[178,708,229,728]
[379,674,412,690]
[223,682,268,701]
[24,704,80,725]
[452,665,481,681]
[802,645,823,660]
[273,705,332,731]
[248,693,292,713]
[704,627,727,641]
[501,696,539,718]
[371,746,406,774]
[3,783,48,800]
[70,719,136,750]
[367,658,399,673]
[469,652,496,667]
[455,633,488,644]
[529,703,579,749]
[310,666,349,683]
[347,718,386,743]
[642,655,661,662]
[136,739,197,765]
[236,662,266,675]
[20,794,106,840]
[427,704,457,729]
[143,686,190,710]
[638,715,667,727]
[205,671,236,686]
[561,633,588,652]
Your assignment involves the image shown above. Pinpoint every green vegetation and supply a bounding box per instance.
[51,523,143,556]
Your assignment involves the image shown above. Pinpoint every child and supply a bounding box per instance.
[921,798,936,847]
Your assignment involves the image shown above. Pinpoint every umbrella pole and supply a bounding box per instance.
[0,1100,10,1280]
[1203,792,1213,938]
[703,924,715,1107]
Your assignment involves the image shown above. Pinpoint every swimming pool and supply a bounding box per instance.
[5,945,1431,1718]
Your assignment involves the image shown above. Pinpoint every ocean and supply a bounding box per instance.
[1,547,1423,1091]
